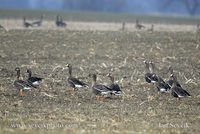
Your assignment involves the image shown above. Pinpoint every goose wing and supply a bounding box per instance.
[167,79,182,89]
[28,76,43,83]
[92,84,112,95]
[172,87,191,97]
[157,82,169,93]
[68,77,88,87]
[145,73,153,83]
[14,80,32,90]
[110,84,121,92]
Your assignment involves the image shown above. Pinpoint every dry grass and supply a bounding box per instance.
[0,22,200,134]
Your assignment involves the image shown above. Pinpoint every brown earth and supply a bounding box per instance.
[0,22,200,134]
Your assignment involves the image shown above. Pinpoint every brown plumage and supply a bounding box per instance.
[66,64,88,91]
[89,73,112,100]
[13,67,33,97]
[107,73,122,96]
[170,74,191,101]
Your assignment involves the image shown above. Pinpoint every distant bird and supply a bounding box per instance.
[0,24,4,29]
[13,67,33,97]
[147,24,154,32]
[26,69,43,88]
[0,24,7,31]
[66,64,88,91]
[32,15,44,27]
[166,66,182,89]
[135,19,145,29]
[121,21,126,31]
[89,73,112,100]
[106,73,122,96]
[170,74,191,101]
[56,15,67,27]
[197,24,200,33]
[23,17,33,28]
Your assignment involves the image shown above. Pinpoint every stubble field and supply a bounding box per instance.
[0,10,200,134]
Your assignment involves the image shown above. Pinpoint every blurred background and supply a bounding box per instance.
[0,0,200,16]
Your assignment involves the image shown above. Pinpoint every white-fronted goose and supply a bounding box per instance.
[56,15,67,27]
[197,24,200,33]
[0,24,7,31]
[106,73,122,96]
[170,74,191,101]
[32,15,44,26]
[149,61,165,84]
[14,67,33,97]
[66,64,88,91]
[27,69,43,87]
[144,60,156,84]
[89,73,112,100]
[23,17,33,28]
[147,24,154,32]
[166,66,182,89]
[121,21,126,31]
[135,19,145,29]
[154,74,170,93]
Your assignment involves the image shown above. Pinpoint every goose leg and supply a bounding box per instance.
[96,96,105,101]
[176,97,180,102]
[96,96,100,100]
[99,96,105,101]
[68,87,77,92]
[19,89,25,97]
[100,96,105,101]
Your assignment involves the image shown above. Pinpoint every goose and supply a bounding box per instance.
[170,74,191,101]
[26,69,43,87]
[55,15,60,26]
[197,24,200,33]
[59,17,67,27]
[13,67,33,97]
[56,15,67,27]
[106,73,122,96]
[166,66,182,89]
[0,24,7,31]
[149,61,165,84]
[32,15,44,27]
[66,64,88,91]
[144,60,156,84]
[147,24,154,32]
[89,73,112,100]
[154,74,170,93]
[23,17,33,28]
[135,19,145,29]
[121,21,126,31]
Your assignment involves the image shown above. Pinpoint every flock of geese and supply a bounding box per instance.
[1,17,200,33]
[13,61,191,101]
[144,60,191,101]
[13,63,121,100]
[22,17,147,30]
[23,15,67,28]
